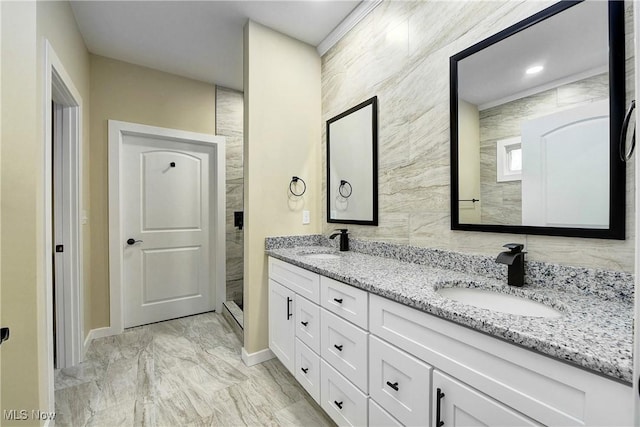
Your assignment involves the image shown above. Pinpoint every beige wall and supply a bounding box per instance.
[1,0,91,422]
[89,55,216,329]
[243,21,321,353]
[1,3,40,422]
[322,0,635,272]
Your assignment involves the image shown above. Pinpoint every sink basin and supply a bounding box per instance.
[436,287,562,318]
[300,252,341,260]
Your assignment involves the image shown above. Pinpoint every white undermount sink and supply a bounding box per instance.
[436,287,562,318]
[300,252,341,260]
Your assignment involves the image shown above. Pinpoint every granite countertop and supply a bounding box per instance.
[266,245,634,384]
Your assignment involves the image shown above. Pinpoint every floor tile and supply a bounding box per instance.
[54,312,334,427]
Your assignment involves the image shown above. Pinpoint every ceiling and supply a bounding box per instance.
[457,0,608,109]
[70,1,361,91]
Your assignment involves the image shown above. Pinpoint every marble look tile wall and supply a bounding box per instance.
[478,73,609,225]
[216,87,244,304]
[321,0,636,272]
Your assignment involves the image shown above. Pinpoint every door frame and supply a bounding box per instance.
[108,120,226,335]
[634,2,640,422]
[43,39,84,393]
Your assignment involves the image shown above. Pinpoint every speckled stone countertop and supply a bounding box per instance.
[265,238,634,384]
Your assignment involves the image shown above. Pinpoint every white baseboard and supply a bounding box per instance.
[83,326,117,355]
[241,347,275,366]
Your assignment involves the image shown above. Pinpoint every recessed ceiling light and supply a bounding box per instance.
[526,65,544,75]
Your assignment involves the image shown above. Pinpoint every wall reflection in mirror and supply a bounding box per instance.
[327,96,378,225]
[451,0,625,239]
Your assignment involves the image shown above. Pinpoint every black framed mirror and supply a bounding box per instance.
[450,0,625,240]
[327,96,378,225]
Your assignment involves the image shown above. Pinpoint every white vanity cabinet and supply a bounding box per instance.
[269,257,633,427]
[369,294,633,427]
[268,258,320,377]
[268,257,370,426]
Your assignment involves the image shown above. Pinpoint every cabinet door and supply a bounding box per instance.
[269,279,295,373]
[433,371,541,427]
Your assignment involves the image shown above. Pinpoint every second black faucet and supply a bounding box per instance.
[330,229,349,251]
[495,243,526,287]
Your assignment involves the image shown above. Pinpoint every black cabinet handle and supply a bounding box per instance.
[436,388,445,427]
[286,297,292,320]
[301,321,309,327]
[333,298,343,304]
[301,367,308,374]
[334,401,343,410]
[386,381,399,391]
[334,344,343,351]
[0,327,9,345]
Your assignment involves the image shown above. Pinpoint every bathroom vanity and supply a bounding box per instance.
[266,239,633,426]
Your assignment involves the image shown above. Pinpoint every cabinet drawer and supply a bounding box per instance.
[295,338,320,403]
[321,360,368,427]
[369,399,403,427]
[269,257,320,303]
[295,294,320,354]
[369,335,431,426]
[320,276,368,329]
[321,309,368,392]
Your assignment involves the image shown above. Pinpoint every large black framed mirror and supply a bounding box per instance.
[327,96,378,225]
[450,0,626,239]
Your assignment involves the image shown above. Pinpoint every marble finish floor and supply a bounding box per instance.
[54,312,334,427]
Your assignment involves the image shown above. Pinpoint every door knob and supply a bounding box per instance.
[0,327,9,345]
[127,238,143,245]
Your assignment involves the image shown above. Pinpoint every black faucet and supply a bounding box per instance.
[329,229,349,251]
[495,243,526,287]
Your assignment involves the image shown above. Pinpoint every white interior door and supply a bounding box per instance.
[122,135,215,328]
[521,99,609,228]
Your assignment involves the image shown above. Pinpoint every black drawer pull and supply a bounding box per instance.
[436,388,445,427]
[301,367,308,374]
[333,298,343,304]
[386,381,399,391]
[286,297,292,320]
[334,401,343,409]
[334,344,343,351]
[301,321,309,326]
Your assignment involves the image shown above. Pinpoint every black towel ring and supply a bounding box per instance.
[620,99,636,162]
[289,176,306,197]
[338,180,352,198]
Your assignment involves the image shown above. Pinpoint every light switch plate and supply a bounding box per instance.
[302,210,310,224]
